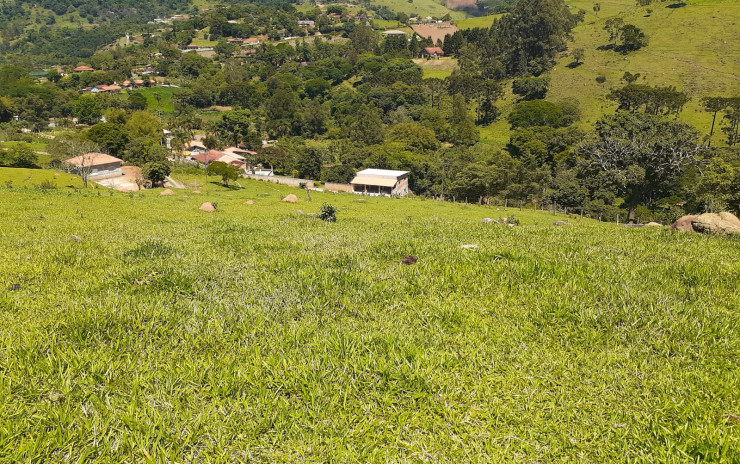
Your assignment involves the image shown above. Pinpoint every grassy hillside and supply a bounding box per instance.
[455,14,501,29]
[550,0,740,133]
[0,167,85,188]
[0,180,738,461]
[473,0,740,146]
[371,0,469,20]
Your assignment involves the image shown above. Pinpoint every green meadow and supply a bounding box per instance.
[455,14,502,30]
[0,178,738,462]
[0,167,84,189]
[125,86,182,115]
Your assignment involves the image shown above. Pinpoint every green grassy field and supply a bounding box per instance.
[455,14,501,29]
[123,87,182,115]
[372,0,469,21]
[414,57,459,79]
[0,179,738,461]
[371,19,402,30]
[0,167,86,188]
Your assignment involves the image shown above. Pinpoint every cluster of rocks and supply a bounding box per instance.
[670,212,740,234]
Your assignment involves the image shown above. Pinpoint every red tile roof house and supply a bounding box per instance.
[73,65,95,72]
[191,149,251,170]
[190,150,225,165]
[65,152,123,179]
[421,47,444,59]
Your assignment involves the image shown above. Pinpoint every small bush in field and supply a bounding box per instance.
[318,203,337,222]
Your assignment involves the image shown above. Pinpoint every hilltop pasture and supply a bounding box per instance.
[0,181,738,462]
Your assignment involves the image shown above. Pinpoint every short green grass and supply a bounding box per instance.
[0,179,738,462]
[0,167,85,188]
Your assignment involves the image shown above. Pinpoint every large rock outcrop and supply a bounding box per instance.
[691,212,740,234]
[670,213,740,234]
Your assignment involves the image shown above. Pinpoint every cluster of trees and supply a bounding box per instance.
[603,18,648,53]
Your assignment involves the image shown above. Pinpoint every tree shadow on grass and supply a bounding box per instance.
[566,62,583,69]
[209,180,241,190]
[666,2,686,7]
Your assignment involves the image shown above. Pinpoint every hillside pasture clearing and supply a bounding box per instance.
[123,86,182,115]
[455,14,502,29]
[414,57,458,78]
[0,181,738,461]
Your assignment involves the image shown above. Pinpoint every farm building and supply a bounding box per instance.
[421,47,444,58]
[350,169,410,196]
[65,152,123,178]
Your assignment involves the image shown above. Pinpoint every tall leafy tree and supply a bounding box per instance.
[580,113,705,220]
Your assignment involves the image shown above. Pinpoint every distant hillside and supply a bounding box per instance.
[551,0,740,135]
[457,0,740,145]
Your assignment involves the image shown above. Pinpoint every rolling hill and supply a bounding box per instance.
[414,0,740,145]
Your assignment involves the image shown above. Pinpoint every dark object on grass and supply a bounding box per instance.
[318,203,337,222]
[70,234,83,243]
[8,283,20,291]
[402,255,418,265]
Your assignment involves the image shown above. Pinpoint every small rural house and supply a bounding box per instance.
[422,47,444,59]
[191,149,250,170]
[66,152,123,178]
[350,169,410,196]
